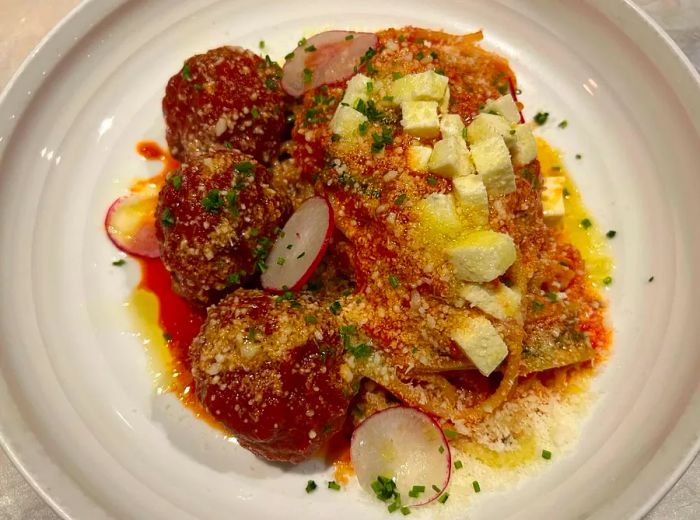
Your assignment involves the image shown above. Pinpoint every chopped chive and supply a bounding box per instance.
[387,502,401,513]
[394,193,407,206]
[388,274,400,288]
[430,51,438,59]
[580,218,592,229]
[416,51,425,60]
[542,449,552,460]
[532,301,545,311]
[575,153,582,159]
[297,252,306,259]
[443,429,458,439]
[331,133,341,142]
[383,95,394,103]
[432,484,441,493]
[408,485,425,497]
[112,259,126,266]
[426,176,438,186]
[438,445,445,454]
[558,120,568,129]
[392,71,403,80]
[546,291,558,302]
[298,37,307,46]
[227,273,241,285]
[276,257,285,266]
[552,165,561,171]
[437,493,449,504]
[435,68,445,76]
[193,83,204,91]
[454,460,463,470]
[472,480,481,493]
[259,40,265,49]
[563,187,570,197]
[163,332,172,341]
[251,106,260,119]
[328,481,341,491]
[302,68,313,84]
[345,34,354,40]
[234,161,254,173]
[306,480,317,493]
[534,111,549,125]
[358,121,369,135]
[170,175,182,190]
[160,207,175,227]
[462,127,468,140]
[366,81,374,93]
[304,44,317,52]
[400,506,411,515]
[606,230,617,239]
[264,77,278,91]
[603,276,613,286]
[305,314,317,324]
[223,141,233,149]
[181,64,192,81]
[329,300,342,315]
[284,51,295,61]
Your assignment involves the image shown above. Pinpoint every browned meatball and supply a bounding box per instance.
[190,290,354,463]
[155,150,290,306]
[163,46,288,163]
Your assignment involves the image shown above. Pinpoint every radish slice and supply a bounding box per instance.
[508,77,525,124]
[105,190,160,258]
[281,31,379,97]
[260,196,334,291]
[351,407,451,507]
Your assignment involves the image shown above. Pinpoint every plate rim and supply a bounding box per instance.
[1,0,699,518]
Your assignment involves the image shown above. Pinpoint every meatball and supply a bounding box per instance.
[190,290,353,463]
[155,149,290,306]
[163,46,288,163]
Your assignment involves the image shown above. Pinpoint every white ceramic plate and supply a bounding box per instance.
[1,1,699,518]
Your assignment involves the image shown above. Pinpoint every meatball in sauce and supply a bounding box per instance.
[155,149,290,306]
[163,46,289,164]
[190,290,353,463]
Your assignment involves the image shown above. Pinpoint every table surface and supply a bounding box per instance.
[1,1,699,518]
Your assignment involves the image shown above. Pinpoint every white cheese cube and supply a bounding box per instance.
[439,86,451,114]
[470,136,516,196]
[466,113,515,148]
[510,124,538,166]
[483,94,521,124]
[416,193,463,238]
[329,105,368,139]
[451,175,489,228]
[446,230,516,282]
[428,137,473,178]
[459,282,521,321]
[390,71,449,104]
[542,176,566,220]
[450,316,508,376]
[407,145,433,172]
[341,74,371,108]
[440,114,465,138]
[400,101,440,139]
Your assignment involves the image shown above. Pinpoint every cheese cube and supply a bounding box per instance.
[390,71,449,104]
[459,282,521,321]
[407,145,433,172]
[401,101,440,138]
[416,193,463,238]
[428,137,473,178]
[446,230,516,282]
[330,105,368,139]
[483,94,521,123]
[450,316,508,376]
[440,114,465,138]
[542,176,566,220]
[341,74,371,108]
[469,136,516,196]
[466,113,515,148]
[440,86,451,114]
[510,124,538,166]
[451,175,489,228]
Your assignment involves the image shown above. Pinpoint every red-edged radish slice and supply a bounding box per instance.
[105,190,160,258]
[260,196,334,291]
[281,31,378,97]
[508,77,525,124]
[351,407,451,507]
